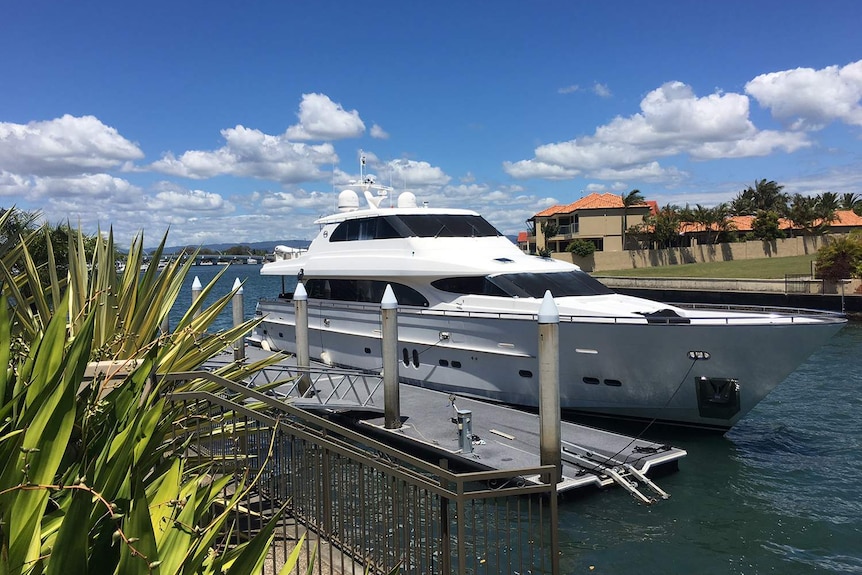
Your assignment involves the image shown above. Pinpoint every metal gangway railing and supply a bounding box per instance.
[164,369,560,575]
[207,351,385,410]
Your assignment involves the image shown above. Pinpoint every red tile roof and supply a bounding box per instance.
[517,231,528,242]
[533,193,649,218]
[680,210,862,234]
[833,209,862,227]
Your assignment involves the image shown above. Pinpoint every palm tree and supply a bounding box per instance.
[689,204,713,244]
[785,193,820,237]
[712,203,735,243]
[621,189,645,250]
[731,179,788,216]
[643,204,683,249]
[840,192,861,211]
[815,192,839,229]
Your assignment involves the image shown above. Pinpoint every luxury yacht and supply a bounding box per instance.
[251,179,845,431]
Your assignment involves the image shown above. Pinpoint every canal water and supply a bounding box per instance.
[173,264,862,574]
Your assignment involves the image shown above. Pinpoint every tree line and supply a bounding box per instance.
[628,180,862,250]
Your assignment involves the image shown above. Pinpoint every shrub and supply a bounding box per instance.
[0,212,292,574]
[751,210,785,241]
[814,233,862,281]
[566,239,596,257]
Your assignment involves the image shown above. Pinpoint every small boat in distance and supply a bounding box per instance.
[251,172,845,431]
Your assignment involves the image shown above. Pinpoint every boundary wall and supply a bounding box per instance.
[556,235,829,273]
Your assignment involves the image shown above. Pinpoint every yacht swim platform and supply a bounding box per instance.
[213,345,686,500]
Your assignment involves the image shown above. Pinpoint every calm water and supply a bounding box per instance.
[173,265,862,574]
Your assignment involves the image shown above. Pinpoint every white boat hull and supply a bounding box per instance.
[253,299,844,430]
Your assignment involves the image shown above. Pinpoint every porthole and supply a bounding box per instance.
[278,332,283,338]
[439,359,449,367]
[364,347,371,354]
[412,349,419,368]
[451,361,462,369]
[262,329,267,335]
[604,379,622,387]
[402,348,409,367]
[583,377,600,385]
[519,370,533,378]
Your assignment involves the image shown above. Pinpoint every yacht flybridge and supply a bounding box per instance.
[252,178,846,431]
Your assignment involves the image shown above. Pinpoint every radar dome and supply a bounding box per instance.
[397,191,417,208]
[337,189,360,212]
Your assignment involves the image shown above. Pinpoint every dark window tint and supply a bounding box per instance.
[330,216,402,242]
[304,279,429,307]
[488,271,614,298]
[329,214,500,241]
[395,214,501,238]
[431,276,508,296]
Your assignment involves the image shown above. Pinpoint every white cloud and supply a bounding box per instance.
[150,126,338,183]
[284,93,366,140]
[146,182,233,215]
[384,159,451,187]
[0,171,29,197]
[745,60,862,130]
[502,160,581,180]
[689,129,809,159]
[31,174,142,203]
[593,83,612,98]
[589,162,687,183]
[558,85,580,94]
[370,124,389,139]
[506,80,812,183]
[0,115,143,176]
[258,189,332,213]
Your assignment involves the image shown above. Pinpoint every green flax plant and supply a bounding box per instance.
[0,216,309,574]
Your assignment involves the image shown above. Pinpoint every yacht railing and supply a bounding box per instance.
[258,298,844,326]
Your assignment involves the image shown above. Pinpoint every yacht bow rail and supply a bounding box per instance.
[261,298,843,326]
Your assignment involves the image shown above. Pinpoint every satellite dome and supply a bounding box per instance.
[397,191,417,208]
[337,189,360,212]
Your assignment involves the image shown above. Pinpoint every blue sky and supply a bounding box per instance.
[2,1,861,246]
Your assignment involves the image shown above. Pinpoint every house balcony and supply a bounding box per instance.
[552,224,579,239]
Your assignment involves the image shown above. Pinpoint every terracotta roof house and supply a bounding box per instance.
[679,210,862,244]
[526,193,652,253]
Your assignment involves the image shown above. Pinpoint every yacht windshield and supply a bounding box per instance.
[395,214,501,238]
[488,271,614,298]
[432,271,614,298]
[329,214,501,242]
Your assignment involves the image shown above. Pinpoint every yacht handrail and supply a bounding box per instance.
[257,298,845,325]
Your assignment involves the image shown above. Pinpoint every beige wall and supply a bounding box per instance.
[535,206,649,253]
[555,234,830,272]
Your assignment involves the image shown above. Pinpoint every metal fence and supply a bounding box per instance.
[166,371,560,575]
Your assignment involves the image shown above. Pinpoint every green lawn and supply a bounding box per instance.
[596,254,818,279]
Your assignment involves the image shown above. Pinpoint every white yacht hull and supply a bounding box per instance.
[253,298,844,431]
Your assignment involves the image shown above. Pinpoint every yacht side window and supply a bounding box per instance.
[304,279,429,307]
[431,276,509,296]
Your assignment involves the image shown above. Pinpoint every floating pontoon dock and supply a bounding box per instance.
[212,346,686,502]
